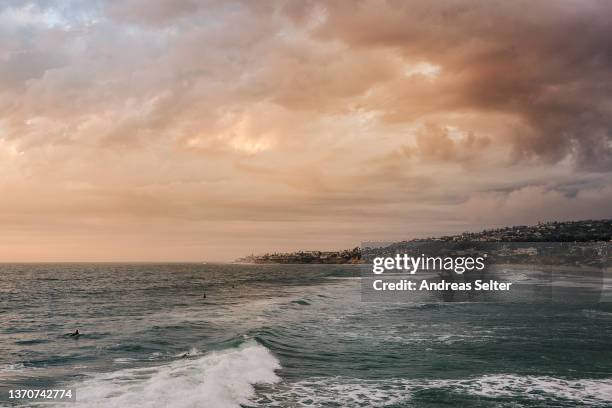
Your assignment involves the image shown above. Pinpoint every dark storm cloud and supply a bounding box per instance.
[285,0,612,169]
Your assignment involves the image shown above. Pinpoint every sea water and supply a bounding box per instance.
[1,263,611,407]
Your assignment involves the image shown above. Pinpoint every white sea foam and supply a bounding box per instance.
[58,340,280,408]
[583,309,612,319]
[451,374,612,404]
[252,374,612,407]
[0,362,25,372]
[112,358,134,364]
[173,346,202,358]
[252,378,411,407]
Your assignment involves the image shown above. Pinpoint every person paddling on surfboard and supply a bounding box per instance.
[70,329,80,337]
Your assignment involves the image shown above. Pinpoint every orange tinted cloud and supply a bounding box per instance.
[0,0,610,260]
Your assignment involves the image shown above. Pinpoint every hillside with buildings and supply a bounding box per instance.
[236,247,362,264]
[237,220,611,264]
[431,219,612,243]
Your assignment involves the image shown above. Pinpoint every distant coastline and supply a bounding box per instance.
[236,219,612,264]
[235,247,363,264]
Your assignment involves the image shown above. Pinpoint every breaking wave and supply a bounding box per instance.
[60,340,280,408]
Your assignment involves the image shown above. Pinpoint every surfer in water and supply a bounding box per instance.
[70,329,80,337]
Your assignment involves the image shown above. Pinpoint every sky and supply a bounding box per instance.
[1,0,611,261]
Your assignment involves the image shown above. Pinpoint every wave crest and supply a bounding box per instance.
[66,340,280,408]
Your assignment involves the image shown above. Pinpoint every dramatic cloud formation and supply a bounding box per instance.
[0,0,610,261]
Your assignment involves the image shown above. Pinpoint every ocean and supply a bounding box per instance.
[1,263,611,407]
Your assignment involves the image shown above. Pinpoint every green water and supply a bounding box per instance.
[1,263,611,407]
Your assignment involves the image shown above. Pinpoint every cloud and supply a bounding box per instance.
[106,0,201,26]
[299,0,612,169]
[0,0,610,260]
[394,123,491,163]
[460,184,612,226]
